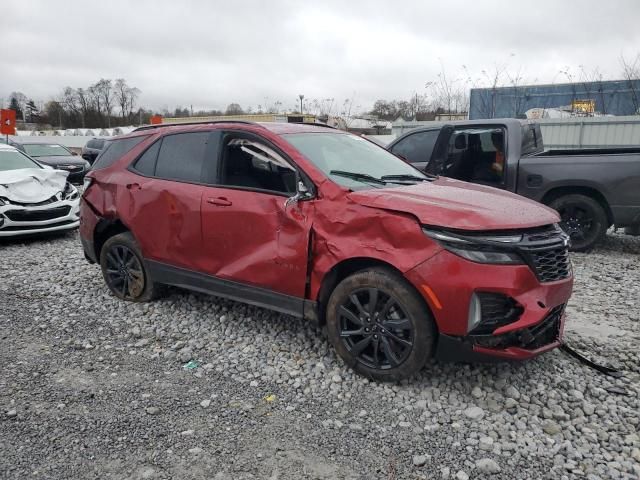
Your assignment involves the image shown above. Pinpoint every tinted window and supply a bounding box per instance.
[391,130,439,164]
[521,124,543,156]
[93,136,147,171]
[133,141,161,176]
[86,139,105,149]
[155,132,209,182]
[220,137,297,194]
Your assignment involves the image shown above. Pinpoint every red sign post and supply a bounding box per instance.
[150,115,163,125]
[1,109,17,141]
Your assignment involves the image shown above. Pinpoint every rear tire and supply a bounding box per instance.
[326,268,436,382]
[100,232,161,302]
[549,194,607,252]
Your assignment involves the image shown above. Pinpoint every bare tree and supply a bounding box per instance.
[96,79,114,127]
[620,53,640,114]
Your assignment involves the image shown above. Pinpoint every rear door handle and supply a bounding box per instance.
[207,197,232,206]
[126,182,141,190]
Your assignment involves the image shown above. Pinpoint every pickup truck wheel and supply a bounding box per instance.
[100,232,161,302]
[549,194,607,252]
[326,268,435,382]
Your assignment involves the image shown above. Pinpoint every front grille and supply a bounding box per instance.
[58,165,84,173]
[7,194,60,207]
[4,206,71,222]
[528,247,571,282]
[472,304,564,350]
[519,226,572,283]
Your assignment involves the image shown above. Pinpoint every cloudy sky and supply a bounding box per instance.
[1,0,639,114]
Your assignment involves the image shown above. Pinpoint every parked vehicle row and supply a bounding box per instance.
[0,144,80,237]
[8,138,90,184]
[79,121,573,380]
[387,119,640,251]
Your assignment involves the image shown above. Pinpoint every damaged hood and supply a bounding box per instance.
[0,168,68,203]
[348,177,560,231]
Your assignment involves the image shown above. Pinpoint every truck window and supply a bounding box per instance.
[390,130,439,164]
[429,127,506,187]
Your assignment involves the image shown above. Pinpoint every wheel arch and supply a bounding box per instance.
[315,257,434,327]
[541,185,614,226]
[94,218,132,260]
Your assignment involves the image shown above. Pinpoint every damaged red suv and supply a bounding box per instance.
[80,121,573,381]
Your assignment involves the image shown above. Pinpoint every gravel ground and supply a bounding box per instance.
[1,230,639,480]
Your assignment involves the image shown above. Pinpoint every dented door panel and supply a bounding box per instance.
[200,187,312,298]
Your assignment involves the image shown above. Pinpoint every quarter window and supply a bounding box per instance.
[93,136,147,170]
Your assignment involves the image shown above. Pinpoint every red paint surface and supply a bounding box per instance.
[80,122,574,361]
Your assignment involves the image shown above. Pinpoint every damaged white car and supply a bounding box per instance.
[0,144,80,237]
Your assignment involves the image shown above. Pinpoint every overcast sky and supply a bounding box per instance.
[1,0,639,114]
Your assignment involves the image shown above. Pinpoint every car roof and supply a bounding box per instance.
[127,121,341,137]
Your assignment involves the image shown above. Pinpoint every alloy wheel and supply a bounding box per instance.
[104,244,145,299]
[338,287,414,370]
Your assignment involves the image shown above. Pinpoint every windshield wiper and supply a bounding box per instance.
[330,170,386,185]
[380,174,433,183]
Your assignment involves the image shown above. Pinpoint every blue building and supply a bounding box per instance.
[469,79,640,119]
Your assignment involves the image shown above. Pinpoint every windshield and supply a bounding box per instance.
[0,149,42,171]
[284,132,428,189]
[22,144,71,157]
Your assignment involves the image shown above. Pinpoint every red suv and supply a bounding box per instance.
[80,121,573,381]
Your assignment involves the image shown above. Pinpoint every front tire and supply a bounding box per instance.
[549,194,608,252]
[326,268,436,382]
[100,232,160,302]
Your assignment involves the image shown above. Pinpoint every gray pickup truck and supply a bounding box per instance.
[387,118,640,251]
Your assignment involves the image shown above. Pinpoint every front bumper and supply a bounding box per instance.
[0,198,80,237]
[406,249,573,361]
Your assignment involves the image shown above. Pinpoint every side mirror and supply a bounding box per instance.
[284,180,313,208]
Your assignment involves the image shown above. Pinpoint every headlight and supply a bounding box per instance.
[423,228,525,265]
[63,182,79,200]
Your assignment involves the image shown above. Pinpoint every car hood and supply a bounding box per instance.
[33,155,87,167]
[347,177,560,231]
[0,168,68,203]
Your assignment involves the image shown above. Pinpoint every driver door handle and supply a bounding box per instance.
[207,197,232,206]
[126,182,141,190]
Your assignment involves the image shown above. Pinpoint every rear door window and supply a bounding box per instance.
[93,136,147,170]
[133,140,161,176]
[154,132,209,183]
[390,130,439,165]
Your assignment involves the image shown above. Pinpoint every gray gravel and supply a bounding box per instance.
[1,230,639,479]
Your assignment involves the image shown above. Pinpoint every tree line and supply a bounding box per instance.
[7,78,146,129]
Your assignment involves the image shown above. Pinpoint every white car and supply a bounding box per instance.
[0,144,80,237]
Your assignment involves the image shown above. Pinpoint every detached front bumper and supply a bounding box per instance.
[405,249,573,362]
[435,305,566,362]
[0,199,80,237]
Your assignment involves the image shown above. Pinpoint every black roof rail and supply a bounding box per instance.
[286,121,338,129]
[132,120,260,132]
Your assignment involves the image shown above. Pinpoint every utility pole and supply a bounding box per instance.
[298,94,304,115]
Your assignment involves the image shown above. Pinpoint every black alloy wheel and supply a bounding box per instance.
[338,288,414,370]
[104,244,145,299]
[550,194,608,252]
[99,232,161,302]
[326,268,436,381]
